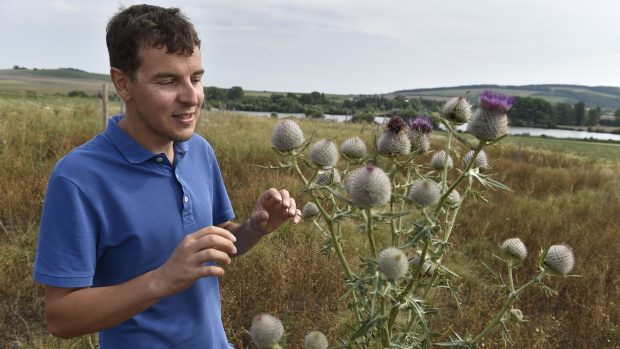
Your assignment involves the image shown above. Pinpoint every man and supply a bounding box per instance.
[32,4,301,348]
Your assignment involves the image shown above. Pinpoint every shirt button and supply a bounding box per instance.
[184,196,189,203]
[156,157,163,163]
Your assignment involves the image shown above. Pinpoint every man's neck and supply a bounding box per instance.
[118,115,175,163]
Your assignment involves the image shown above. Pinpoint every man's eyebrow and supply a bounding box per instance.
[151,69,204,79]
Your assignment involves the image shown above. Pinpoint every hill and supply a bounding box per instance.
[2,68,619,110]
[389,84,620,111]
[0,68,111,94]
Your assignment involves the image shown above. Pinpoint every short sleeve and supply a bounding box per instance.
[207,147,235,225]
[33,175,98,287]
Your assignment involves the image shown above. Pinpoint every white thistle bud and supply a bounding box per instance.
[304,331,328,349]
[463,150,489,171]
[309,139,339,168]
[377,130,411,156]
[467,108,509,142]
[341,137,367,159]
[250,314,284,349]
[509,308,525,323]
[441,96,472,124]
[500,238,528,261]
[430,150,454,171]
[446,189,461,208]
[411,253,434,276]
[410,132,431,153]
[378,247,409,281]
[544,244,575,275]
[301,202,319,219]
[345,165,392,207]
[503,308,525,324]
[408,179,441,207]
[271,119,304,151]
[314,169,341,186]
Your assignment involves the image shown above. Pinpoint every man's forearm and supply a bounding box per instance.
[45,270,168,338]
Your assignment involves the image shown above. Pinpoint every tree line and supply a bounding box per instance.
[507,97,620,128]
[205,86,620,127]
[204,86,443,122]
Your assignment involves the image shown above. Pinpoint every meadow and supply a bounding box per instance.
[0,94,618,348]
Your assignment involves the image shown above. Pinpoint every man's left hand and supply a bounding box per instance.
[248,188,301,235]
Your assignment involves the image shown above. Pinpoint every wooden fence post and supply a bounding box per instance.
[102,84,109,130]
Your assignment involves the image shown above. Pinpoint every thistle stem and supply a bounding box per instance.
[440,132,453,194]
[311,194,353,281]
[292,155,308,186]
[470,270,548,345]
[435,141,484,215]
[388,230,432,331]
[364,208,377,258]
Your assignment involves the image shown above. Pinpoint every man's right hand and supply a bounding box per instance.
[153,226,237,296]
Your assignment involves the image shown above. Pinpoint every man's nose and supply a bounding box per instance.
[178,81,199,105]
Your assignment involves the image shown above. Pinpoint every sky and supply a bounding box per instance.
[1,0,619,94]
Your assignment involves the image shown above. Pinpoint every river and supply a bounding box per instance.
[226,110,620,142]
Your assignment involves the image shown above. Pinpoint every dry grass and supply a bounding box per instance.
[0,96,618,348]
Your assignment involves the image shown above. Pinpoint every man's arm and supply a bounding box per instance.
[43,227,237,338]
[219,188,301,256]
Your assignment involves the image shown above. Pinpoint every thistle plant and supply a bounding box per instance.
[249,314,285,349]
[259,92,575,348]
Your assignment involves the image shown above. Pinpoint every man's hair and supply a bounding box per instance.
[106,4,201,79]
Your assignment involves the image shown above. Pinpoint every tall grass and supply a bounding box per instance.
[0,96,618,348]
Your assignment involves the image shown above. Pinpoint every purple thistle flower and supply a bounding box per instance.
[409,115,433,135]
[479,90,516,114]
[387,116,407,133]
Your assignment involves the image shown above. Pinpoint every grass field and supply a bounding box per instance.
[0,95,618,348]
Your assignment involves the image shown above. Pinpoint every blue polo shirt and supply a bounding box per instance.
[33,115,235,348]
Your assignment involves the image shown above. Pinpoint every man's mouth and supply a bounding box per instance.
[173,112,194,120]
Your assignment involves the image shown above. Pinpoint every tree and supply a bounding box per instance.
[204,86,226,100]
[574,101,585,126]
[586,106,601,126]
[227,86,244,100]
[555,103,575,125]
[304,105,324,118]
[614,108,620,119]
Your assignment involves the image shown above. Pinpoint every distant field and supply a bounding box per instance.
[0,69,112,94]
[392,84,620,109]
[502,135,620,163]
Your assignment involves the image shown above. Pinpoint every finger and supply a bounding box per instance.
[257,188,282,210]
[191,226,237,243]
[192,248,233,265]
[287,197,297,217]
[198,265,226,278]
[279,189,291,208]
[293,209,302,224]
[194,234,237,255]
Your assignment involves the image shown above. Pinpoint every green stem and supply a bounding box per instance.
[440,132,453,194]
[388,230,432,331]
[435,141,484,215]
[396,167,413,246]
[311,194,353,281]
[292,156,308,186]
[470,270,547,345]
[364,208,377,258]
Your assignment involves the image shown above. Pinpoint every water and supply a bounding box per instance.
[227,110,620,142]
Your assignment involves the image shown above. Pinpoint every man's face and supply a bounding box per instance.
[124,45,205,150]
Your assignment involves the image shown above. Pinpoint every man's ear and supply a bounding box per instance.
[110,67,132,102]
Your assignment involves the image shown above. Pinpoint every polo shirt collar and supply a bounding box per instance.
[105,115,190,164]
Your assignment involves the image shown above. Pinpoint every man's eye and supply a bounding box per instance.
[158,80,175,86]
[191,78,202,85]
